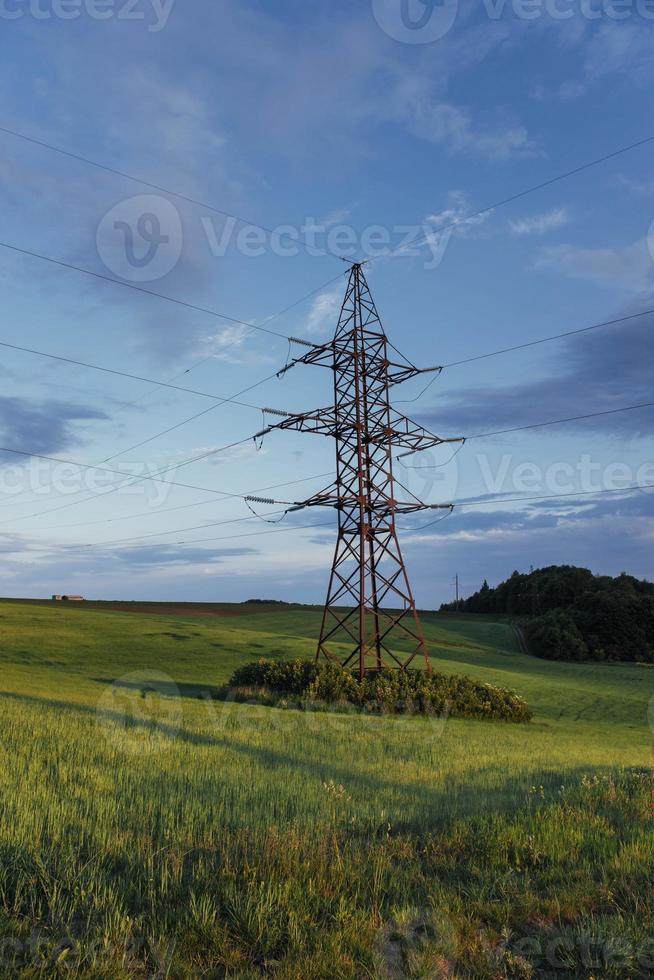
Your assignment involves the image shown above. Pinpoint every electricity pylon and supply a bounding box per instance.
[248,263,462,679]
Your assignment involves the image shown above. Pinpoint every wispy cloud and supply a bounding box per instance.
[305,287,342,336]
[426,190,493,238]
[615,174,654,197]
[554,22,654,100]
[404,100,536,162]
[509,207,569,237]
[201,324,251,363]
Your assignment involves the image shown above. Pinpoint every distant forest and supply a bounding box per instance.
[441,565,654,663]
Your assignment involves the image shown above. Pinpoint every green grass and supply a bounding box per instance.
[0,599,652,977]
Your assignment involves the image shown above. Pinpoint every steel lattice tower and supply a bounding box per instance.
[250,263,461,679]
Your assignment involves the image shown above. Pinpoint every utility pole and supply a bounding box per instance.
[455,573,460,611]
[247,264,462,680]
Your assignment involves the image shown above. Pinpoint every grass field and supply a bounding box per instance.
[0,599,653,977]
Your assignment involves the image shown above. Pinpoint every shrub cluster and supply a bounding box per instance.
[226,658,532,723]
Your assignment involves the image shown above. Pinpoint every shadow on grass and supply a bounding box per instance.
[0,688,629,831]
[90,676,223,699]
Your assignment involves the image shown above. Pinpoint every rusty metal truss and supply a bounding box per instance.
[262,263,461,680]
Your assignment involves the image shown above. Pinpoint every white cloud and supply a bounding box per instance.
[305,288,342,336]
[509,207,569,237]
[203,324,250,361]
[549,23,654,101]
[615,175,654,197]
[321,209,351,229]
[405,100,536,161]
[426,190,493,237]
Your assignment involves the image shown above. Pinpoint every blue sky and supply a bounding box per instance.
[0,0,652,605]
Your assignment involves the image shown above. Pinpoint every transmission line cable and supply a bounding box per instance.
[394,307,654,407]
[467,400,654,440]
[41,480,654,555]
[0,123,339,261]
[1,269,345,507]
[409,481,654,531]
[442,307,654,369]
[397,399,654,464]
[0,240,319,340]
[460,483,654,508]
[5,398,653,526]
[50,519,335,553]
[0,448,332,534]
[35,471,334,531]
[378,134,654,260]
[0,433,308,525]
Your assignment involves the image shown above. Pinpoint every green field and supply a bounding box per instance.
[1,599,653,977]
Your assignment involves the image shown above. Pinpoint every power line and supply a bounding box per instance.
[5,296,649,432]
[383,134,654,259]
[394,369,441,405]
[397,400,654,463]
[0,340,270,407]
[29,470,335,531]
[0,430,281,526]
[0,123,338,261]
[96,267,346,417]
[398,441,465,470]
[468,400,654,440]
[95,370,281,463]
[0,369,273,512]
[24,478,654,556]
[75,509,290,548]
[0,240,291,340]
[5,398,653,527]
[0,437,260,501]
[405,482,654,531]
[1,269,345,507]
[0,440,333,532]
[459,483,654,509]
[397,307,654,407]
[47,519,335,554]
[443,306,654,369]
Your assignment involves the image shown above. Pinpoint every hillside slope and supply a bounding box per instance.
[1,599,652,976]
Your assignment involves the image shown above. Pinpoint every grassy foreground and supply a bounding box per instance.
[0,599,652,977]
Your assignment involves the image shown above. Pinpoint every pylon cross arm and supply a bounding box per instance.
[287,339,434,387]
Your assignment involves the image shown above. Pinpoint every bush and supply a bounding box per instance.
[225,658,532,723]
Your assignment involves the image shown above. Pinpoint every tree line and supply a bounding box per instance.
[440,565,654,662]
